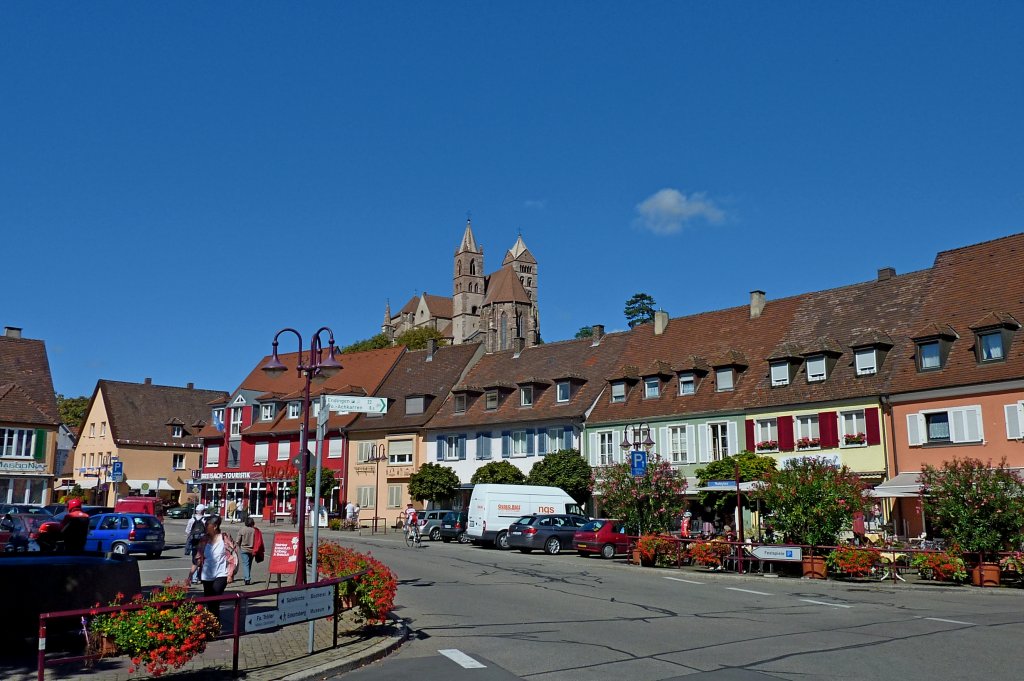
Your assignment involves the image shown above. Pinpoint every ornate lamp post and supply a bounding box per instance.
[260,327,342,585]
[367,444,388,533]
[620,422,656,536]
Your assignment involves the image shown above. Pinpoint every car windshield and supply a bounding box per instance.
[580,520,605,532]
[132,516,158,528]
[22,516,49,531]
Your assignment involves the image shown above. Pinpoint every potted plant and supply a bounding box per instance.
[826,545,880,578]
[919,457,1024,588]
[635,534,676,567]
[755,440,779,452]
[312,541,398,623]
[911,550,968,583]
[754,458,869,579]
[843,433,866,446]
[795,437,821,450]
[88,578,220,676]
[687,539,733,568]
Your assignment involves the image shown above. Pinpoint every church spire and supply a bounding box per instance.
[508,232,528,259]
[458,216,480,254]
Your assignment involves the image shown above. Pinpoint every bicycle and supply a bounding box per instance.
[405,526,422,548]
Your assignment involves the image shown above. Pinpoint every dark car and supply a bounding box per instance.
[0,513,51,552]
[44,503,67,516]
[51,505,115,523]
[508,514,590,555]
[418,509,454,541]
[166,503,196,519]
[573,519,630,559]
[85,513,166,557]
[439,510,469,544]
[0,504,52,516]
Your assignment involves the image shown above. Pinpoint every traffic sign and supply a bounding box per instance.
[322,395,387,414]
[749,545,803,562]
[629,450,647,477]
[111,461,123,477]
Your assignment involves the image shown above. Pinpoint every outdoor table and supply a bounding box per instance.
[878,550,907,581]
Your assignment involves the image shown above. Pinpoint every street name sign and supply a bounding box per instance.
[244,586,335,632]
[629,450,647,477]
[749,545,803,562]
[322,395,388,414]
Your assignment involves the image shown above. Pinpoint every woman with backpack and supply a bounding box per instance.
[185,504,209,584]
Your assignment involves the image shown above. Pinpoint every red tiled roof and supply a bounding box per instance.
[95,380,229,448]
[0,336,58,425]
[483,266,532,305]
[423,294,453,319]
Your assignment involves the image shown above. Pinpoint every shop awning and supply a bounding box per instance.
[73,478,99,489]
[870,473,922,498]
[126,479,176,492]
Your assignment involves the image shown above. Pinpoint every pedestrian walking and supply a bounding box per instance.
[227,497,238,523]
[238,498,248,523]
[195,515,238,618]
[237,517,256,585]
[352,503,360,530]
[185,504,209,584]
[345,500,356,530]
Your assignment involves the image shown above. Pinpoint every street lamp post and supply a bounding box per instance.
[620,422,656,536]
[260,327,342,585]
[368,444,388,534]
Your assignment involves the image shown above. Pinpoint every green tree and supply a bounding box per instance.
[526,449,593,504]
[470,460,527,485]
[408,463,461,504]
[694,451,777,511]
[395,326,448,350]
[291,466,337,500]
[624,293,657,328]
[574,327,593,339]
[56,394,90,428]
[341,333,391,354]
[594,459,687,535]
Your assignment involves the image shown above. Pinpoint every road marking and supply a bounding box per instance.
[664,576,705,585]
[922,617,975,626]
[439,649,487,669]
[800,599,852,609]
[139,567,191,572]
[726,587,773,596]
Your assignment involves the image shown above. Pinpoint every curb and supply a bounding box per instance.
[277,616,410,681]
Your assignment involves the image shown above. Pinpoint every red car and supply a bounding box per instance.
[573,519,629,559]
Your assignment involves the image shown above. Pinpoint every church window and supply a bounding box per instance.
[470,260,477,275]
[458,262,462,275]
[471,306,478,315]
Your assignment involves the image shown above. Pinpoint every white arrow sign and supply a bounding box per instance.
[322,395,388,414]
[749,545,803,562]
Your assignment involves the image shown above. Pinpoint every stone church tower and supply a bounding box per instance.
[452,219,485,345]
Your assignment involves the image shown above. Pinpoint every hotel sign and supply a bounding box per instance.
[198,471,262,482]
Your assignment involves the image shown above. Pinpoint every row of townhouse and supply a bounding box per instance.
[192,233,1024,535]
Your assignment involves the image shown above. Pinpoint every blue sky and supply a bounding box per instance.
[2,3,1022,398]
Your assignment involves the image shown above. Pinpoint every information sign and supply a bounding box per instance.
[268,532,301,576]
[749,545,803,562]
[629,450,647,477]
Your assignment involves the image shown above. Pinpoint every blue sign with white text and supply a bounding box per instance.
[111,461,123,477]
[630,450,647,477]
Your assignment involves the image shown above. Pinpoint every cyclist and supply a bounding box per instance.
[405,503,420,544]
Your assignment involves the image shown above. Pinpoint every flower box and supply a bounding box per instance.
[843,433,867,445]
[827,545,880,578]
[687,539,733,567]
[795,437,821,449]
[911,551,967,583]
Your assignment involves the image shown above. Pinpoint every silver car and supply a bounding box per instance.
[418,509,454,541]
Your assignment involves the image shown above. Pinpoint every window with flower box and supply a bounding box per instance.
[840,410,867,447]
[755,418,778,452]
[795,415,820,449]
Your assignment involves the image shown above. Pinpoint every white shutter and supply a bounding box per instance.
[327,438,343,459]
[950,409,969,443]
[698,424,711,462]
[1006,404,1024,440]
[686,425,697,463]
[906,414,924,446]
[588,432,598,465]
[727,421,739,455]
[659,427,670,461]
[964,406,983,442]
[206,446,220,466]
[254,442,269,463]
[277,441,290,460]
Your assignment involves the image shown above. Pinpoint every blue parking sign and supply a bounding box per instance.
[630,450,647,477]
[111,461,123,477]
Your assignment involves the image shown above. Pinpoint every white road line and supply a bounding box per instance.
[726,587,773,596]
[664,576,705,585]
[922,617,975,626]
[439,649,487,669]
[800,598,853,609]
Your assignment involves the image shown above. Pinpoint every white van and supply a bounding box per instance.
[466,484,583,549]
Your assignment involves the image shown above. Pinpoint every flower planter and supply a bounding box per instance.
[971,562,1001,587]
[802,555,827,579]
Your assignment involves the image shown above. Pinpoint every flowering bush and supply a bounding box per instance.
[753,457,869,552]
[687,539,733,566]
[999,551,1024,573]
[826,545,880,577]
[636,534,677,566]
[89,578,220,676]
[843,433,866,445]
[755,440,779,451]
[911,551,968,582]
[795,437,821,449]
[918,457,1024,560]
[312,541,398,624]
[594,459,687,535]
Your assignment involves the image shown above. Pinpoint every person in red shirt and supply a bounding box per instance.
[60,498,90,553]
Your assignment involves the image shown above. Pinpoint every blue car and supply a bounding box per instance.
[86,513,166,558]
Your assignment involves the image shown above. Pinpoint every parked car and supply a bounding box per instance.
[573,519,630,559]
[439,510,469,543]
[0,504,52,516]
[85,513,166,558]
[166,503,196,519]
[51,505,115,523]
[507,513,590,555]
[418,509,454,541]
[0,513,49,552]
[44,503,67,516]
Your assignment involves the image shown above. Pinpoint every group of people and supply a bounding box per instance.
[184,504,265,615]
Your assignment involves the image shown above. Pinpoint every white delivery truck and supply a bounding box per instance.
[466,484,583,549]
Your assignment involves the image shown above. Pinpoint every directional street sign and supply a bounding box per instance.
[749,545,803,562]
[629,450,647,477]
[322,395,388,414]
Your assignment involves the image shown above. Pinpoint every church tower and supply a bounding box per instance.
[452,218,485,344]
[502,233,540,345]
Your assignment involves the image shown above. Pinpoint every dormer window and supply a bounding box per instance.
[610,381,626,403]
[485,390,499,410]
[520,386,534,407]
[172,425,183,438]
[918,341,941,370]
[806,355,827,382]
[644,377,660,399]
[261,404,274,421]
[288,402,301,418]
[454,394,467,413]
[855,348,877,376]
[556,381,570,403]
[978,331,1004,362]
[406,396,425,415]
[715,368,734,392]
[678,372,695,395]
[770,361,790,386]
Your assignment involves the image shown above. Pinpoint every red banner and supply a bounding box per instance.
[268,531,300,575]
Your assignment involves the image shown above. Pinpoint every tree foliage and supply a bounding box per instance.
[694,451,777,510]
[753,458,868,550]
[56,394,90,429]
[408,463,461,503]
[624,293,657,328]
[291,466,337,500]
[341,333,391,354]
[574,327,593,339]
[470,460,527,485]
[526,449,594,504]
[395,326,448,350]
[594,459,687,535]
[918,457,1024,558]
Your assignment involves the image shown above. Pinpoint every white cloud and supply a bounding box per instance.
[524,199,546,210]
[634,188,725,235]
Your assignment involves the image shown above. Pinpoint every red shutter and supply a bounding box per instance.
[819,411,839,448]
[865,407,881,445]
[745,419,755,451]
[777,415,794,451]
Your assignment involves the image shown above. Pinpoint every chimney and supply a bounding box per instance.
[4,326,22,338]
[513,337,525,357]
[877,267,896,281]
[426,338,437,362]
[749,290,766,319]
[186,382,194,390]
[590,324,605,346]
[144,377,152,385]
[654,310,669,335]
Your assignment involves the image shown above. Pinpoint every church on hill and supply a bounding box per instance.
[382,219,541,352]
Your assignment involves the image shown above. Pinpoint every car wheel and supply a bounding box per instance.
[495,531,509,550]
[458,532,470,544]
[601,543,616,559]
[545,537,561,555]
[519,548,532,553]
[430,528,441,542]
[442,536,452,543]
[111,542,128,555]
